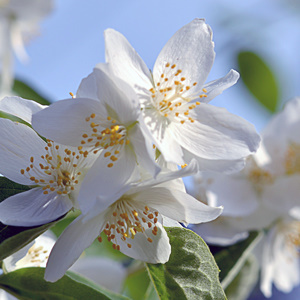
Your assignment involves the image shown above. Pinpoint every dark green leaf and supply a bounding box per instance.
[0,267,129,300]
[238,51,279,112]
[13,79,52,105]
[214,231,262,289]
[0,177,30,203]
[146,227,226,300]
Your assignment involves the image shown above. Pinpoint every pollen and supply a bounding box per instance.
[100,200,160,251]
[19,141,87,196]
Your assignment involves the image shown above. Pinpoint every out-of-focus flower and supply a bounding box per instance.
[0,0,53,95]
[44,160,223,282]
[192,97,300,297]
[104,18,260,173]
[0,97,97,226]
[1,231,126,298]
[260,219,300,297]
[32,67,160,213]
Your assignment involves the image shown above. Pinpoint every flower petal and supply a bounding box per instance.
[115,221,171,263]
[76,71,98,100]
[200,69,240,103]
[132,187,222,224]
[192,219,249,246]
[205,174,258,217]
[183,147,246,173]
[93,66,140,125]
[0,96,47,124]
[171,103,260,161]
[0,188,72,226]
[32,98,106,147]
[78,147,139,214]
[45,214,106,282]
[142,108,184,164]
[104,29,152,91]
[70,257,126,293]
[0,118,46,185]
[262,175,300,216]
[129,158,199,194]
[153,19,215,88]
[129,124,160,178]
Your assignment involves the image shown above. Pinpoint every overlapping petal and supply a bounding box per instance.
[45,214,106,282]
[0,118,46,185]
[0,187,72,226]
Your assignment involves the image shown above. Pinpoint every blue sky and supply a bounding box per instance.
[14,0,300,132]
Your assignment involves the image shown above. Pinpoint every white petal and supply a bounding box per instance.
[45,214,106,282]
[153,19,215,88]
[0,118,46,185]
[0,188,72,226]
[32,98,106,147]
[142,108,184,164]
[171,103,260,160]
[205,174,258,217]
[70,257,126,293]
[262,175,300,216]
[93,67,140,125]
[0,96,47,124]
[76,72,98,100]
[78,148,139,214]
[132,187,222,224]
[130,158,199,194]
[200,69,240,103]
[129,124,160,177]
[104,29,152,91]
[162,216,182,228]
[115,221,171,263]
[192,219,249,246]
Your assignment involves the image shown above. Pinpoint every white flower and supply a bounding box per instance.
[191,146,276,246]
[0,0,53,95]
[32,66,160,213]
[1,231,126,296]
[192,97,300,296]
[103,18,260,172]
[44,160,223,282]
[69,257,126,293]
[0,97,97,226]
[261,219,300,297]
[2,231,56,272]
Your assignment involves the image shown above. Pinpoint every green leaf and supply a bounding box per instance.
[12,79,52,105]
[0,267,129,300]
[225,254,259,300]
[214,231,262,289]
[145,227,226,300]
[123,267,150,300]
[0,177,30,203]
[238,51,279,113]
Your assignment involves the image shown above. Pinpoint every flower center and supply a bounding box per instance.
[16,244,49,268]
[81,114,130,168]
[20,141,87,196]
[285,221,300,255]
[246,157,273,193]
[285,143,300,175]
[149,62,208,124]
[98,200,159,250]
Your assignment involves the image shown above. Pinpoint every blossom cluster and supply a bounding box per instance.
[0,18,261,284]
[193,97,300,297]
